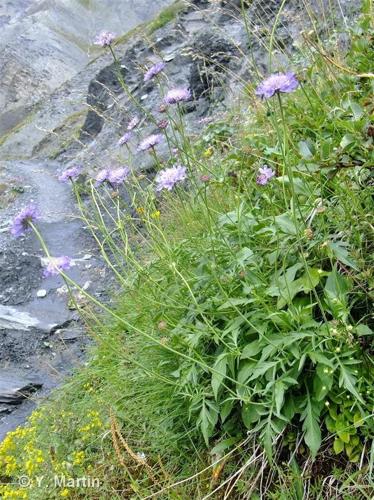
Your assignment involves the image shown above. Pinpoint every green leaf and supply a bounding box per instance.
[350,101,364,120]
[300,268,322,292]
[220,399,235,423]
[333,438,345,454]
[242,403,261,427]
[247,361,278,382]
[218,297,254,310]
[236,247,255,266]
[340,133,356,150]
[301,394,322,458]
[338,364,364,403]
[275,382,285,415]
[211,356,228,400]
[274,213,297,235]
[353,413,364,427]
[356,324,373,336]
[199,400,219,446]
[298,140,314,159]
[210,437,239,456]
[241,340,262,359]
[328,242,359,270]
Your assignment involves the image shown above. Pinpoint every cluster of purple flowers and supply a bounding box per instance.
[118,132,132,146]
[164,88,191,105]
[138,134,163,152]
[155,165,187,192]
[58,166,81,183]
[127,116,140,131]
[10,205,39,238]
[94,31,116,48]
[95,167,130,187]
[144,62,166,82]
[255,72,299,99]
[256,166,275,185]
[43,256,73,277]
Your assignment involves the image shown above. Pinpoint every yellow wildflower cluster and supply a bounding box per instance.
[72,450,85,466]
[78,410,103,440]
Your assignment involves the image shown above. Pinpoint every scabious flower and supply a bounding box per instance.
[95,167,129,187]
[58,166,81,182]
[138,134,163,152]
[255,72,299,99]
[127,116,140,130]
[164,88,191,105]
[43,256,73,277]
[155,165,187,191]
[118,132,132,146]
[144,61,166,82]
[94,31,116,47]
[157,119,169,130]
[108,167,130,186]
[95,169,109,186]
[256,166,275,185]
[10,205,39,237]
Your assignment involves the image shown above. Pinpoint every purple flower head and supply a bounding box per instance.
[11,205,39,238]
[144,62,166,82]
[58,166,81,183]
[127,116,140,131]
[256,166,275,185]
[95,169,109,186]
[255,72,299,99]
[155,165,187,192]
[164,88,191,105]
[157,119,169,130]
[118,132,132,146]
[43,256,73,277]
[108,167,130,186]
[94,31,116,47]
[138,134,163,152]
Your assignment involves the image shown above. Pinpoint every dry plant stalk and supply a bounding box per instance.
[110,409,157,484]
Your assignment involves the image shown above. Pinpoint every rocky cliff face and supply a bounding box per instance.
[0,0,172,137]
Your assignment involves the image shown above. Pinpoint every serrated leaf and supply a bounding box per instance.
[302,394,322,458]
[247,361,278,382]
[199,400,219,446]
[338,364,364,403]
[241,340,262,359]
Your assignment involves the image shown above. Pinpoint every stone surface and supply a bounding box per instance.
[0,371,42,405]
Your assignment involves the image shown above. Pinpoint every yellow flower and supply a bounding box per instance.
[151,210,161,219]
[136,207,145,215]
[60,488,70,497]
[72,450,85,466]
[203,147,213,158]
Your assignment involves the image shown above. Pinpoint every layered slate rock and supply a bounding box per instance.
[0,370,42,405]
